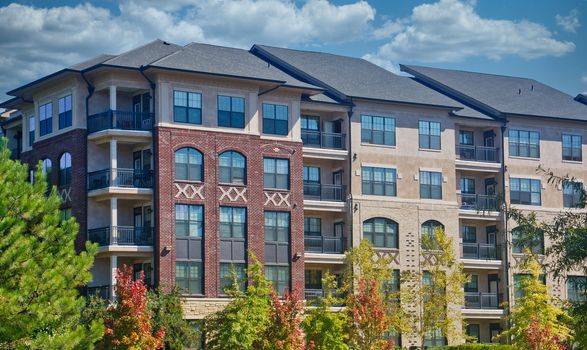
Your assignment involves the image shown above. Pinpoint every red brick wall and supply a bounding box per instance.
[155,126,304,297]
[20,129,88,251]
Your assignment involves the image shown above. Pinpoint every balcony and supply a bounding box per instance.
[464,292,502,309]
[87,285,111,300]
[455,145,501,172]
[304,235,345,254]
[303,183,346,202]
[88,168,153,191]
[461,243,501,260]
[87,110,153,134]
[302,130,346,150]
[87,226,153,246]
[459,194,499,211]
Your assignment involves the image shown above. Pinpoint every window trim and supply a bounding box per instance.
[418,120,441,150]
[218,150,246,185]
[508,129,540,159]
[263,157,290,190]
[361,166,397,196]
[39,102,53,137]
[510,177,541,206]
[58,94,73,130]
[262,102,289,136]
[360,114,396,146]
[562,133,582,162]
[362,217,399,249]
[420,171,443,199]
[174,147,204,182]
[217,95,246,129]
[173,90,202,125]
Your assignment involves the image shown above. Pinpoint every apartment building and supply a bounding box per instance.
[2,39,586,347]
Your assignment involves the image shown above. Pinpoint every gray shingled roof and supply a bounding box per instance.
[69,54,117,71]
[450,106,493,120]
[252,45,462,108]
[150,42,318,90]
[402,65,587,122]
[102,40,183,68]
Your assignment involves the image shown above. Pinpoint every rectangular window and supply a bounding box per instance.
[562,134,582,162]
[362,167,397,196]
[460,177,476,194]
[176,261,203,295]
[465,275,478,292]
[563,182,584,208]
[510,178,541,206]
[175,204,204,295]
[509,129,540,158]
[58,95,72,129]
[512,229,544,255]
[175,204,203,237]
[262,103,288,135]
[567,276,587,302]
[263,157,289,190]
[28,116,35,146]
[174,90,202,124]
[459,130,474,145]
[420,171,442,199]
[301,116,320,131]
[218,95,245,128]
[462,226,477,243]
[466,324,480,343]
[219,263,246,294]
[219,207,246,238]
[264,211,290,295]
[304,217,321,236]
[419,120,441,150]
[60,208,72,221]
[361,115,396,146]
[219,207,247,294]
[305,269,322,290]
[39,102,52,136]
[514,273,546,299]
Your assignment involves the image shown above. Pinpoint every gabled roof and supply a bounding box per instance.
[402,65,587,122]
[101,39,183,68]
[251,45,462,109]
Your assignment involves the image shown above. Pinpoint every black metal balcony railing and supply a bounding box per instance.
[87,285,111,300]
[461,243,501,260]
[87,226,153,246]
[303,183,346,202]
[304,288,338,301]
[464,292,502,309]
[301,130,346,150]
[304,235,344,254]
[456,145,499,163]
[88,168,153,191]
[458,193,499,211]
[87,110,153,134]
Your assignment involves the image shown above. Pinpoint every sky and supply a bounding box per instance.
[0,0,586,102]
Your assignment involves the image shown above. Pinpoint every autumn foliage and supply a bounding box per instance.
[523,316,567,350]
[261,290,306,350]
[98,265,165,350]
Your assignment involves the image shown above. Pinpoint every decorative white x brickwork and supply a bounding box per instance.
[512,253,545,266]
[375,249,400,264]
[264,191,291,207]
[59,186,72,203]
[420,250,442,266]
[174,183,204,200]
[219,186,247,203]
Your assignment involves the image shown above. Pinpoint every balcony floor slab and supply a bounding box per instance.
[88,187,153,201]
[304,252,345,264]
[461,259,504,270]
[462,309,505,319]
[303,200,347,212]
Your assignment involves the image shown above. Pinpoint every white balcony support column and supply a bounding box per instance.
[109,255,118,300]
[110,197,118,244]
[109,85,117,111]
[110,139,117,186]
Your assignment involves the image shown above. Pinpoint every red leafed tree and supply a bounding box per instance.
[259,290,306,350]
[347,278,395,350]
[98,265,165,350]
[524,315,567,350]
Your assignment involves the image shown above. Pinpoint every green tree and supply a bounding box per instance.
[0,139,102,349]
[148,286,199,350]
[302,273,349,350]
[500,254,572,349]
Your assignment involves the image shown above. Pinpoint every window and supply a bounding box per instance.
[459,130,474,145]
[218,95,245,128]
[424,329,446,347]
[175,147,203,182]
[60,208,72,221]
[264,158,289,190]
[304,217,321,236]
[421,220,444,249]
[59,152,72,187]
[465,275,478,292]
[462,226,477,243]
[563,181,584,208]
[362,167,396,196]
[420,171,442,199]
[28,116,35,146]
[567,276,587,302]
[562,134,582,162]
[419,120,441,150]
[264,211,290,295]
[305,270,322,290]
[460,177,475,194]
[174,90,202,124]
[262,103,288,135]
[466,324,480,343]
[58,95,72,129]
[219,151,246,185]
[39,102,52,136]
[42,158,52,184]
[175,204,204,295]
[363,218,398,249]
[512,227,544,255]
[220,263,246,293]
[361,115,396,146]
[303,166,320,197]
[509,129,540,158]
[220,207,246,238]
[514,273,546,299]
[389,269,400,293]
[510,178,541,206]
[219,207,246,294]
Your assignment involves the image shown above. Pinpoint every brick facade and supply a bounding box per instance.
[155,126,304,298]
[20,128,88,251]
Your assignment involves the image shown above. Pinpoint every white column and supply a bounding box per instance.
[110,255,118,300]
[110,197,118,244]
[110,139,117,186]
[109,85,117,111]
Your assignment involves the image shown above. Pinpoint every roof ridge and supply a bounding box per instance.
[103,39,180,64]
[256,44,368,63]
[402,64,536,82]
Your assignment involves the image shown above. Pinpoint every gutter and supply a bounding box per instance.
[499,119,511,344]
[258,83,284,96]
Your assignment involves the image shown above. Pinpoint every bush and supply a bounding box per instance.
[434,344,515,350]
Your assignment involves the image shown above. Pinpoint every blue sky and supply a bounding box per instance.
[0,0,585,101]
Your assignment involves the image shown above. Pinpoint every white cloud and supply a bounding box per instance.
[581,74,587,84]
[364,0,575,69]
[0,0,375,98]
[556,9,580,33]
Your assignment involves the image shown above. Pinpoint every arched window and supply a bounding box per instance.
[512,226,544,255]
[59,152,72,186]
[219,151,246,185]
[363,218,398,248]
[421,220,444,249]
[42,158,52,181]
[175,147,203,181]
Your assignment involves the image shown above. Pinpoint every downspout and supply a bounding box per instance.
[346,99,354,252]
[499,120,511,343]
[139,66,158,287]
[81,71,94,254]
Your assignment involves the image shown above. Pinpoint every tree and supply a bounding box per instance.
[148,286,199,350]
[261,290,305,350]
[302,273,349,350]
[98,265,165,350]
[499,254,572,349]
[0,139,103,349]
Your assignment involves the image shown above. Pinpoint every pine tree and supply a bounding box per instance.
[0,139,103,349]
